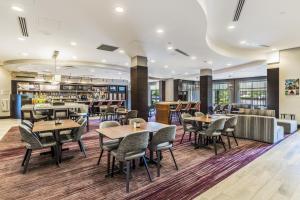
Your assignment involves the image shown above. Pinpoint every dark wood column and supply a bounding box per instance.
[200,69,213,114]
[159,80,165,101]
[173,79,180,101]
[130,56,148,121]
[267,67,279,118]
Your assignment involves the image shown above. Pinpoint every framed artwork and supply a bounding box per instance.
[285,79,299,95]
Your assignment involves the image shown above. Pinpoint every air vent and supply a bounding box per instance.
[233,0,246,21]
[97,44,119,52]
[18,16,29,37]
[259,44,270,48]
[175,49,190,57]
[63,66,77,69]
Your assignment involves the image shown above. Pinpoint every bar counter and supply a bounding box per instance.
[155,101,192,124]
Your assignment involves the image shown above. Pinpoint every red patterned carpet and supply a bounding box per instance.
[0,120,279,200]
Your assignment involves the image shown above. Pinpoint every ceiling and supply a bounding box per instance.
[0,0,299,80]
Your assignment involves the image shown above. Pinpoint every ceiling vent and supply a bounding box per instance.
[259,44,270,48]
[97,44,119,52]
[175,49,190,57]
[63,66,77,69]
[233,0,246,21]
[18,16,29,37]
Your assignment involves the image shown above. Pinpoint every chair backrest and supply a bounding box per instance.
[195,112,205,117]
[126,110,138,119]
[129,118,146,125]
[22,120,33,129]
[73,118,87,140]
[107,101,112,106]
[185,103,192,111]
[106,106,115,113]
[115,131,149,161]
[117,101,122,107]
[99,121,120,129]
[54,109,69,119]
[205,118,226,136]
[181,113,192,119]
[195,102,201,111]
[79,105,89,113]
[76,116,85,124]
[116,107,126,112]
[151,125,176,147]
[97,101,103,106]
[181,113,193,131]
[223,116,238,130]
[175,103,182,112]
[19,124,42,149]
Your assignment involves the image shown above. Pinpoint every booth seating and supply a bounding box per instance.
[277,119,298,134]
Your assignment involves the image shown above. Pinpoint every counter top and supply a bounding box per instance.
[155,101,194,105]
[22,103,87,111]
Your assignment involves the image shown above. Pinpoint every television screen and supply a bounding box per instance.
[109,86,117,92]
[118,86,126,92]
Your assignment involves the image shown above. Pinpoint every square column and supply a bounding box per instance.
[200,69,213,114]
[130,56,148,121]
[267,67,279,118]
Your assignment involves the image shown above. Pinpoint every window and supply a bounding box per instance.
[181,80,200,102]
[238,79,267,107]
[213,82,231,105]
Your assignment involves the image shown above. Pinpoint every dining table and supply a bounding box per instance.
[32,119,81,161]
[96,122,170,176]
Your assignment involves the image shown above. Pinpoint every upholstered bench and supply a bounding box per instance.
[277,119,298,134]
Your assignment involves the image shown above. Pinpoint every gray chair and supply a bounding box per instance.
[197,118,227,155]
[21,120,33,129]
[52,109,69,120]
[128,118,146,125]
[22,120,54,138]
[97,121,121,175]
[149,125,178,177]
[19,124,59,174]
[222,116,238,149]
[195,112,205,117]
[123,110,138,125]
[180,113,198,144]
[110,131,152,193]
[104,106,116,120]
[59,118,87,158]
[194,112,207,130]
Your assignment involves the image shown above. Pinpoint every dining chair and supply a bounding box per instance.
[122,110,138,125]
[110,131,152,193]
[105,106,116,120]
[148,125,178,177]
[128,118,146,125]
[180,113,198,144]
[97,121,121,175]
[52,109,69,119]
[22,120,54,138]
[222,116,238,149]
[59,118,88,158]
[194,112,207,130]
[197,118,227,155]
[19,124,59,174]
[22,110,48,123]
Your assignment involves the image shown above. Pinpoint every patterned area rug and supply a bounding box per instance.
[0,120,279,200]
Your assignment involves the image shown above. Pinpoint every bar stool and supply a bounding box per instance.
[181,102,192,113]
[169,103,182,124]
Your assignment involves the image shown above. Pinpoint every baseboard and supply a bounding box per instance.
[0,116,11,119]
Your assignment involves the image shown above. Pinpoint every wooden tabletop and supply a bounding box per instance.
[96,122,169,139]
[185,116,212,123]
[32,120,80,132]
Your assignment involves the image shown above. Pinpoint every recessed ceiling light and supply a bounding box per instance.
[227,25,235,30]
[207,61,213,65]
[167,46,173,50]
[227,63,232,66]
[56,66,61,69]
[191,56,197,60]
[90,69,95,73]
[156,29,164,34]
[171,70,175,74]
[115,6,124,13]
[18,37,25,41]
[164,65,169,69]
[240,40,247,45]
[72,56,77,59]
[118,72,122,75]
[101,59,107,63]
[11,6,23,12]
[21,52,28,56]
[119,49,125,54]
[70,41,77,46]
[184,72,189,75]
[125,62,129,66]
[150,59,156,63]
[272,48,278,51]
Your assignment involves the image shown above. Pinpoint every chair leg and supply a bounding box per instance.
[169,148,178,170]
[53,145,60,166]
[180,131,186,144]
[23,149,32,174]
[21,149,29,166]
[97,149,104,165]
[111,156,115,178]
[156,150,161,177]
[189,132,192,141]
[226,132,232,149]
[142,156,152,182]
[219,136,226,151]
[232,131,239,146]
[213,137,217,155]
[107,151,111,175]
[126,160,130,193]
[78,140,87,158]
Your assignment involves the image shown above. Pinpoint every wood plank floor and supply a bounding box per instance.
[195,132,300,200]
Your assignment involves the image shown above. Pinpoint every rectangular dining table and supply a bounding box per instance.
[32,120,81,161]
[96,122,170,174]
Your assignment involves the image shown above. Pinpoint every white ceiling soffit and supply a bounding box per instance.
[196,0,300,60]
